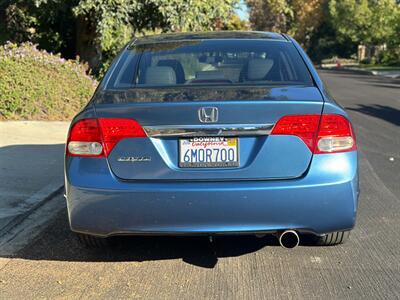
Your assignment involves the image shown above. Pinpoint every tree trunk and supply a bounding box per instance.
[75,16,102,71]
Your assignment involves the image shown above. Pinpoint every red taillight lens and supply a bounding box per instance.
[68,119,102,142]
[66,118,146,157]
[271,115,320,151]
[271,114,356,154]
[98,118,146,155]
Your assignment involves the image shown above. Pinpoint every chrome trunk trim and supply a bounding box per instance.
[143,124,274,137]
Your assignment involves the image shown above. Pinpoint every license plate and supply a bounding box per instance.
[179,137,239,168]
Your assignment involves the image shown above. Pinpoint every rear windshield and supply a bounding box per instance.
[105,39,313,89]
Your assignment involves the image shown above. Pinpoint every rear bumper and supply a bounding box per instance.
[65,152,359,237]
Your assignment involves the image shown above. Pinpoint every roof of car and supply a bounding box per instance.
[134,31,288,45]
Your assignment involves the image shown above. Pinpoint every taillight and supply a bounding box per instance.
[67,118,146,157]
[271,114,356,154]
[315,114,356,154]
[67,119,103,157]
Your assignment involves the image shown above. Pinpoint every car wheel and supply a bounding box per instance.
[315,231,350,246]
[76,233,109,248]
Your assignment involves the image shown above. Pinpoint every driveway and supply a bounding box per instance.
[0,121,69,234]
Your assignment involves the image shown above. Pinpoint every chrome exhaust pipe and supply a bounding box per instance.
[278,230,300,249]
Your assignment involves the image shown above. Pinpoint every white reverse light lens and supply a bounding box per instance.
[317,136,354,153]
[68,141,103,156]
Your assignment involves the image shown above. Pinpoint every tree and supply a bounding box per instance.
[151,0,240,32]
[247,0,293,33]
[222,14,251,31]
[71,0,239,71]
[329,0,400,64]
[289,0,324,49]
[0,0,78,55]
[72,0,135,71]
[246,0,399,64]
[1,0,239,73]
[246,0,324,48]
[329,0,399,46]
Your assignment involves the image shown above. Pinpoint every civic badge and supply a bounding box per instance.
[117,156,151,162]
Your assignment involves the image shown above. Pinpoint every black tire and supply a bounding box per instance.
[314,231,350,246]
[76,233,109,248]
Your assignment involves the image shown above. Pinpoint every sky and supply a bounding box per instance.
[235,0,249,20]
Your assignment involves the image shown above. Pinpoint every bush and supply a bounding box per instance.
[0,42,98,120]
[381,48,400,66]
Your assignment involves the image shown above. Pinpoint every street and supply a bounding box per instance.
[0,70,399,299]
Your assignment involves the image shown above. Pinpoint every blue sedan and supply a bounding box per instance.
[65,31,358,249]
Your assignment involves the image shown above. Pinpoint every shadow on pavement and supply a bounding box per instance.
[347,104,400,126]
[9,209,315,268]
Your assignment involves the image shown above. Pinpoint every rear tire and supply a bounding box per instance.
[314,231,350,246]
[76,233,109,248]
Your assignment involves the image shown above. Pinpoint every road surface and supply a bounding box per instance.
[0,70,399,299]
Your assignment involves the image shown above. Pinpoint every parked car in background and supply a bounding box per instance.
[65,31,358,249]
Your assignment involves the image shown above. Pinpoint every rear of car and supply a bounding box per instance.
[65,32,358,247]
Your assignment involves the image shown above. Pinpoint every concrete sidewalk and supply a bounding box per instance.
[0,121,70,235]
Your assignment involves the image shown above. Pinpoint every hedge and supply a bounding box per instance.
[0,42,97,120]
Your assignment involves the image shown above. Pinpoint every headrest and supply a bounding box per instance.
[247,59,274,80]
[195,70,225,80]
[145,66,176,85]
[157,59,185,83]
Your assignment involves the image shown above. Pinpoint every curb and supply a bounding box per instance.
[319,66,374,75]
[0,182,63,238]
[319,67,400,80]
[341,67,400,78]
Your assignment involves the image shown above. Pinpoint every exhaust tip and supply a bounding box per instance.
[279,230,300,249]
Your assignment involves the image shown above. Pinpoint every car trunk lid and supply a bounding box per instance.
[93,86,323,181]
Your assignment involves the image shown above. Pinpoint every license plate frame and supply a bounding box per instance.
[179,137,239,168]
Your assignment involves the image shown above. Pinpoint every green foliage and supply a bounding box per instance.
[0,42,97,120]
[1,0,239,76]
[3,3,38,42]
[247,0,333,54]
[72,0,239,73]
[328,0,370,45]
[380,48,400,66]
[305,0,357,63]
[247,0,294,33]
[152,0,240,31]
[328,0,400,64]
[329,0,399,46]
[222,15,251,31]
[0,0,78,57]
[247,0,400,64]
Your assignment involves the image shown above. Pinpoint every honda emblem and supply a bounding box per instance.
[198,107,218,123]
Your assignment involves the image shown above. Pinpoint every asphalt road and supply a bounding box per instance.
[0,70,399,299]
